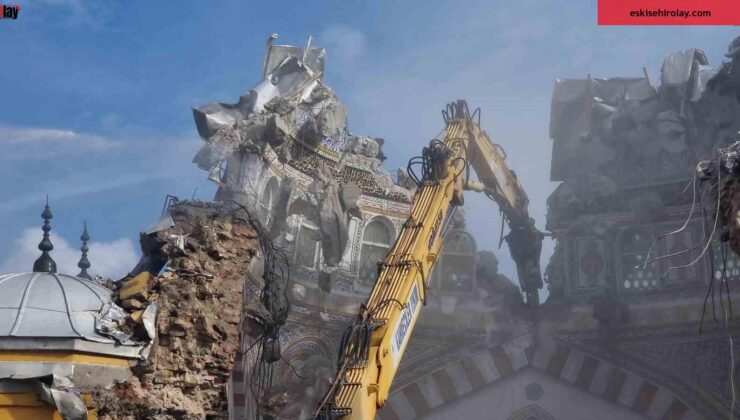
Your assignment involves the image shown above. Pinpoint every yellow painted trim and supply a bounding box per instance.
[0,406,60,420]
[0,393,98,420]
[0,393,44,406]
[0,351,131,367]
[0,407,96,420]
[0,393,95,408]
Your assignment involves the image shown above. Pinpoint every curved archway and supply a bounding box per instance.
[274,334,336,419]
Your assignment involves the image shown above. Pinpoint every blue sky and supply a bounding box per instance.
[0,0,737,294]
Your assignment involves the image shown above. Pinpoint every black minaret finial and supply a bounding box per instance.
[77,221,91,280]
[33,196,57,273]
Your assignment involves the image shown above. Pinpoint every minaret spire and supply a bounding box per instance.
[77,221,91,280]
[32,196,57,273]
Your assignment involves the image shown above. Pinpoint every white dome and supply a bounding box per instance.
[0,272,115,341]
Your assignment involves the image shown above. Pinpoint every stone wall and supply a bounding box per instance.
[95,201,259,420]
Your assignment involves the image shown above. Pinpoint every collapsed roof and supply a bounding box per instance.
[549,43,740,196]
[191,36,410,204]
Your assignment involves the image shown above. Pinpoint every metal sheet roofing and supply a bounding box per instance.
[0,272,115,341]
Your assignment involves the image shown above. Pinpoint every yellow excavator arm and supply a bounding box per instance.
[315,100,543,419]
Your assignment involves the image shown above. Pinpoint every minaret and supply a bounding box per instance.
[32,197,57,273]
[77,221,92,280]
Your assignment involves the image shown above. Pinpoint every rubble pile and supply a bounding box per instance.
[548,38,740,224]
[95,201,260,420]
[191,44,408,205]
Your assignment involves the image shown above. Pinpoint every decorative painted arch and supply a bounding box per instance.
[378,339,700,420]
[273,333,337,418]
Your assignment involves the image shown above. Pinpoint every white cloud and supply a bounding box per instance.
[0,173,167,213]
[0,125,121,159]
[0,135,205,213]
[0,227,139,280]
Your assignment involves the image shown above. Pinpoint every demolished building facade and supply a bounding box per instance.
[400,36,740,420]
[3,34,740,420]
[189,37,526,419]
[410,36,740,420]
[186,35,740,420]
[547,43,740,300]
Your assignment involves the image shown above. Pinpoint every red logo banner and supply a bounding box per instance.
[598,0,740,25]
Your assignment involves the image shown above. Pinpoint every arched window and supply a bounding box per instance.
[359,218,393,285]
[294,218,319,269]
[287,200,321,270]
[620,228,657,291]
[258,177,279,226]
[432,230,477,292]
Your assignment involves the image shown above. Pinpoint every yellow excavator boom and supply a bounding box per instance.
[315,100,543,419]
